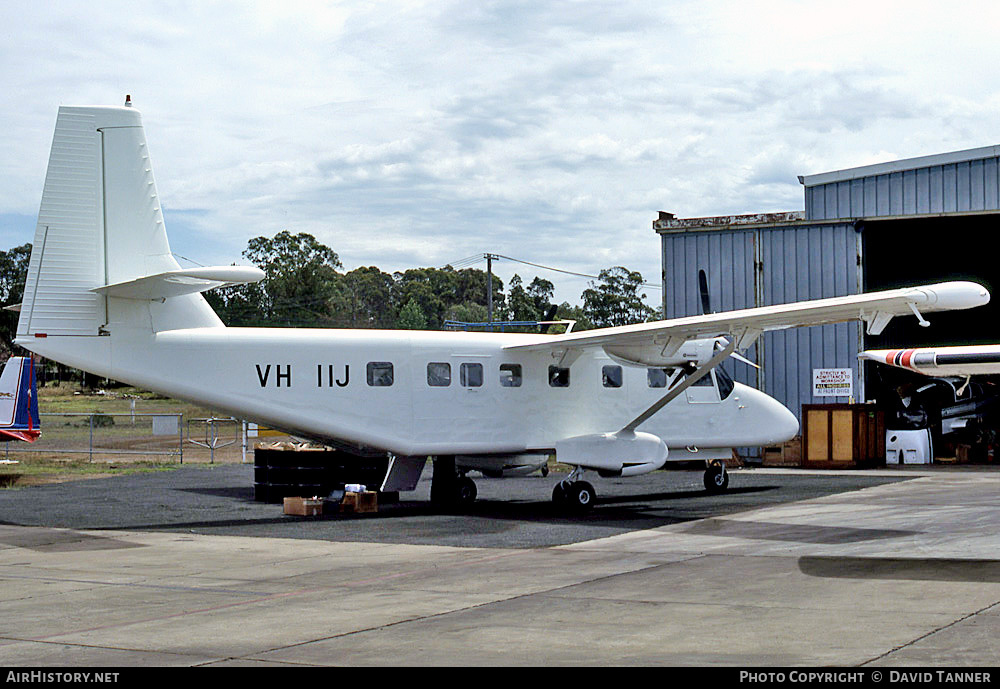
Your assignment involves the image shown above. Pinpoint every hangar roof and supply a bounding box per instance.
[798,144,1000,187]
[653,210,805,233]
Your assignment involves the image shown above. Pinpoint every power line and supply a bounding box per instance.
[443,252,661,290]
[445,256,485,270]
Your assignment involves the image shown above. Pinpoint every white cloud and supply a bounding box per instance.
[3,0,1000,305]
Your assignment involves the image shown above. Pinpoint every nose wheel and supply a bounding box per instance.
[703,460,729,493]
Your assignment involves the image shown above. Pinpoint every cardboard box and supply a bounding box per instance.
[762,437,802,467]
[283,496,324,516]
[340,491,378,514]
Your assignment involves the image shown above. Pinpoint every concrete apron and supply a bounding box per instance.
[0,471,998,666]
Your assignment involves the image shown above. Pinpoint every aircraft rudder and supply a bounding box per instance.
[16,101,224,345]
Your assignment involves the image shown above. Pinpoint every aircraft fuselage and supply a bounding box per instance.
[24,327,798,459]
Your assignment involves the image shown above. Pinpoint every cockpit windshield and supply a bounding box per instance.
[716,364,735,399]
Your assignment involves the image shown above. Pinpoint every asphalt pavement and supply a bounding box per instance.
[2,464,999,668]
[0,464,905,548]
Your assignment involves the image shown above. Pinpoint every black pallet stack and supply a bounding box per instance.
[253,447,391,503]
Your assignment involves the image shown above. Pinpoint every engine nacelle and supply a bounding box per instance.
[603,337,714,368]
[555,431,668,477]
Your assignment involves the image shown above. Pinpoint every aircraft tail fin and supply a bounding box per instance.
[0,357,40,442]
[16,101,261,344]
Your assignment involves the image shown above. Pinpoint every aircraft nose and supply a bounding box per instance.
[772,401,800,442]
[751,388,799,444]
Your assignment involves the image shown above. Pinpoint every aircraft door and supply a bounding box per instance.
[455,356,498,444]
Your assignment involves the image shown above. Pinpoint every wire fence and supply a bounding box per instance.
[1,413,262,464]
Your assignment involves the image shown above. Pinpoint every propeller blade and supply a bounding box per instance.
[730,351,760,369]
[714,336,759,368]
[698,269,712,315]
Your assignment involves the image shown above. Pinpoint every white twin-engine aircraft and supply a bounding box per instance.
[12,103,991,509]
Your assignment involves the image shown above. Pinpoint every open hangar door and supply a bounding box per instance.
[862,214,1000,461]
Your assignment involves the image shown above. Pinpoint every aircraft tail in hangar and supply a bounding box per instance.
[0,357,40,442]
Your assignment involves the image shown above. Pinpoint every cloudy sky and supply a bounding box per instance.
[2,0,999,306]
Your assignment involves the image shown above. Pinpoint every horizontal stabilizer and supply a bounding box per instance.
[92,266,264,300]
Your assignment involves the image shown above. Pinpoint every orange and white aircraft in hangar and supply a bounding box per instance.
[0,357,40,442]
[860,345,1000,377]
[12,101,992,509]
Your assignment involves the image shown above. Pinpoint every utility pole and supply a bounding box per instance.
[485,253,497,329]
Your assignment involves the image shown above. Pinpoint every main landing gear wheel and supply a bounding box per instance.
[553,480,596,511]
[456,476,478,505]
[703,461,729,493]
[431,456,478,508]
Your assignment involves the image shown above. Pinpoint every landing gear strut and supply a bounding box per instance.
[552,466,596,511]
[703,460,729,493]
[431,456,478,508]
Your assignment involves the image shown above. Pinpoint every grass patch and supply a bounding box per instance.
[0,458,180,489]
[36,382,214,417]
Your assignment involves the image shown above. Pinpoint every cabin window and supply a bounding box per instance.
[549,365,570,388]
[427,362,451,387]
[366,362,394,387]
[460,362,484,387]
[647,368,668,388]
[602,365,623,388]
[500,363,522,387]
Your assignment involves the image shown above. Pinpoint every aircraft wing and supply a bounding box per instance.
[503,281,989,367]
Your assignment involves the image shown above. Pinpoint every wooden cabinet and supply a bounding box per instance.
[802,404,885,468]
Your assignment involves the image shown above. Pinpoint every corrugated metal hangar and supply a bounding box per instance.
[655,144,1000,459]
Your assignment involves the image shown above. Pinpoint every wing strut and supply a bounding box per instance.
[622,337,736,433]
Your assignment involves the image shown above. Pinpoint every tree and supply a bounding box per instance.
[392,266,504,329]
[507,274,554,324]
[337,266,396,329]
[236,230,343,326]
[0,243,31,355]
[581,266,655,328]
[554,302,594,332]
[396,298,428,330]
[204,281,270,326]
[393,273,445,328]
[445,302,488,325]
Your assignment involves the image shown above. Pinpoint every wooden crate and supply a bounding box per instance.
[802,404,885,468]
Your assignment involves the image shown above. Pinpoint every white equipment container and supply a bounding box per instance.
[885,428,933,464]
